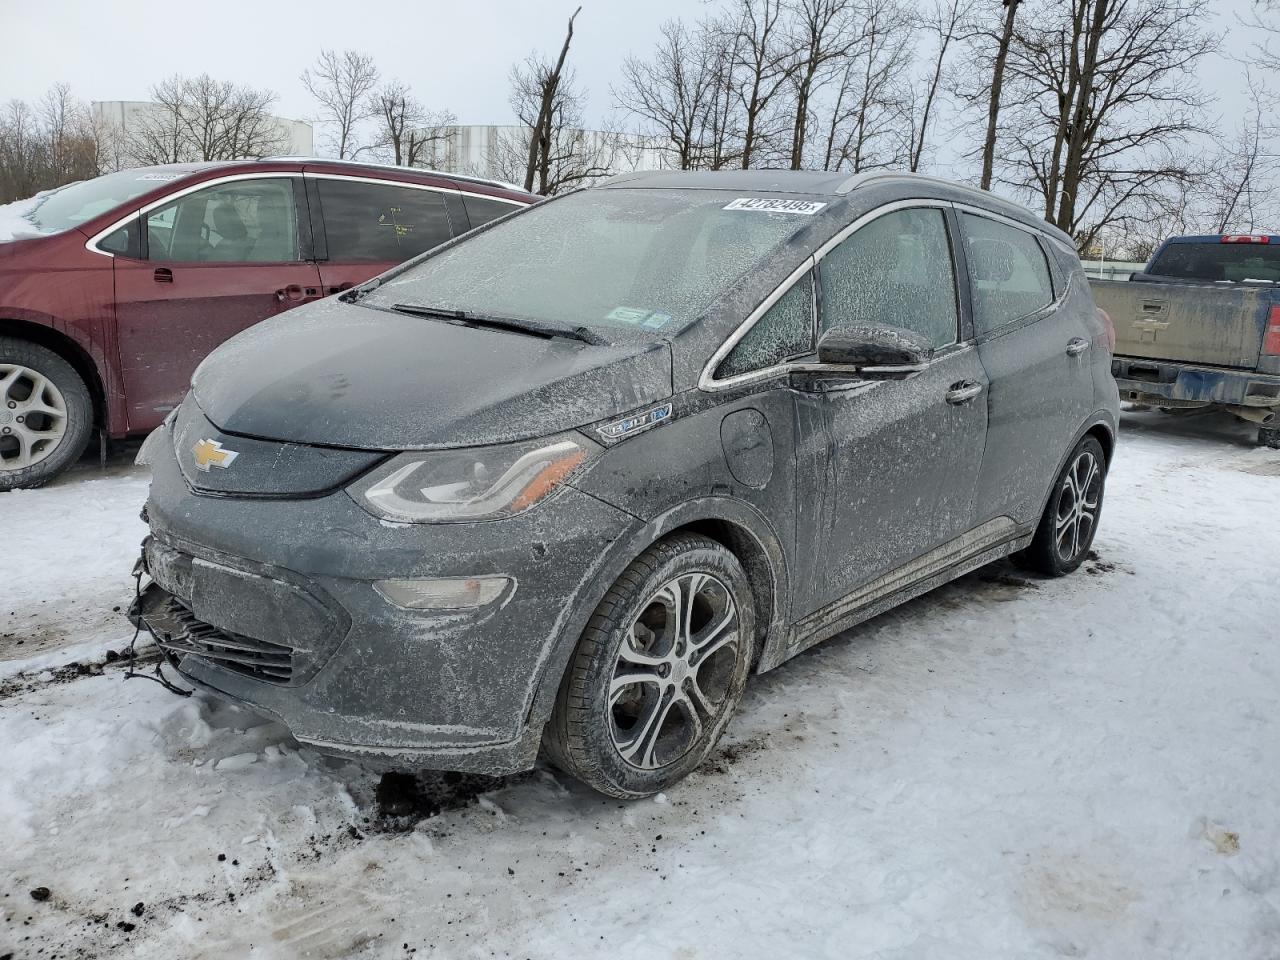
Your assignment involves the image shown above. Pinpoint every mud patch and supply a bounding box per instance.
[371,770,510,831]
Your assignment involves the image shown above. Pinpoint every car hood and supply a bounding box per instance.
[191,298,674,450]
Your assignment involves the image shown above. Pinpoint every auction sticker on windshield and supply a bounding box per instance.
[724,198,826,215]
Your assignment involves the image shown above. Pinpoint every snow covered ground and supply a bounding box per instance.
[1,408,1277,960]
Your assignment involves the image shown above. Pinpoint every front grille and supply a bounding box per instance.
[152,594,294,683]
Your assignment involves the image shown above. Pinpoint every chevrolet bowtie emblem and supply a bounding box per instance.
[192,438,239,471]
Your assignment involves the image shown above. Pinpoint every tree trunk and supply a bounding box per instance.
[525,7,581,193]
[980,0,1018,190]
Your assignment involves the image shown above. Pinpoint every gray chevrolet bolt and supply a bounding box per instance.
[130,170,1118,798]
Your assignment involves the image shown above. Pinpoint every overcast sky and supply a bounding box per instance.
[0,0,1265,147]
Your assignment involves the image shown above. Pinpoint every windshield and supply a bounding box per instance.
[1147,240,1280,282]
[367,188,823,337]
[24,168,192,234]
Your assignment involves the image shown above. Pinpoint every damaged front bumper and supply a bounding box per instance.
[131,429,637,776]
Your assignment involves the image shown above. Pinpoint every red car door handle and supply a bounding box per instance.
[153,267,173,283]
[276,284,307,303]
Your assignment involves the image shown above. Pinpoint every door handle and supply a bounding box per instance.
[1066,337,1090,356]
[946,381,984,404]
[275,284,308,303]
[153,267,173,283]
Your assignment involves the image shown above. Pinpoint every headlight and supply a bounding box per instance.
[348,435,597,523]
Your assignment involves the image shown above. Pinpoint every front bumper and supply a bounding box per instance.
[131,426,636,775]
[1113,356,1280,408]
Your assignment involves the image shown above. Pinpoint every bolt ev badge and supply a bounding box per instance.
[596,403,673,441]
[192,438,239,471]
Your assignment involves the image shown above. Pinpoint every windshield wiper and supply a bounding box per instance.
[389,303,605,346]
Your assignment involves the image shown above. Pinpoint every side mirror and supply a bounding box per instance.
[816,324,933,371]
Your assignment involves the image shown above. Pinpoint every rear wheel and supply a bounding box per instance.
[0,337,94,491]
[1260,426,1280,449]
[1016,435,1107,576]
[544,534,755,799]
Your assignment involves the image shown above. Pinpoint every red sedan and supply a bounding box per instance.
[0,159,535,488]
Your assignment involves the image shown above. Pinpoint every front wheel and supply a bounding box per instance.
[544,534,755,799]
[1016,435,1107,576]
[0,337,94,491]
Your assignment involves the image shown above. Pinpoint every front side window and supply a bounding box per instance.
[318,180,452,262]
[146,178,299,263]
[962,213,1054,334]
[367,188,819,340]
[819,207,959,349]
[716,272,814,379]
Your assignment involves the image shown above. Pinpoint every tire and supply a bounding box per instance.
[1260,426,1280,449]
[0,337,94,491]
[1015,435,1107,577]
[543,533,756,799]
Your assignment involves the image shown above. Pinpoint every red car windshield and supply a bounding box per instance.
[24,168,193,234]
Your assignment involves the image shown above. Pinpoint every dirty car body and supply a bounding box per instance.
[131,170,1118,789]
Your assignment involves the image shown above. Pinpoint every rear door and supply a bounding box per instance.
[960,210,1094,528]
[810,204,989,610]
[113,175,321,431]
[306,176,457,295]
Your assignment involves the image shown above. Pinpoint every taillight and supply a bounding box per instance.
[1222,234,1271,244]
[1264,305,1280,356]
[1097,306,1115,351]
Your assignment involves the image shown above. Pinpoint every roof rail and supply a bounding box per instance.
[264,156,526,193]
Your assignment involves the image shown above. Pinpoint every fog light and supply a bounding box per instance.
[374,576,513,610]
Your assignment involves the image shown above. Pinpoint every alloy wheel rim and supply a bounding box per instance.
[608,572,740,770]
[1055,451,1101,562]
[0,363,68,473]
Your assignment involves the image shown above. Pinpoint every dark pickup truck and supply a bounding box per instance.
[1090,234,1280,447]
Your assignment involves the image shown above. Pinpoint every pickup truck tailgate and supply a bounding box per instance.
[1091,279,1267,368]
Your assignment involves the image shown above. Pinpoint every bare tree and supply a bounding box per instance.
[819,0,915,171]
[0,85,116,202]
[906,0,972,172]
[369,80,455,167]
[511,6,584,193]
[125,75,287,165]
[979,0,1019,189]
[786,0,862,169]
[729,0,798,168]
[301,49,380,159]
[1204,70,1279,232]
[615,18,743,170]
[996,0,1216,250]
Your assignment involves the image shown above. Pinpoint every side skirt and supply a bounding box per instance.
[760,517,1032,672]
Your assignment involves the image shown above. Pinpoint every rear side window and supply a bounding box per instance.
[318,180,452,262]
[145,178,300,264]
[819,207,959,348]
[716,272,814,379]
[962,213,1053,334]
[462,194,524,230]
[1146,241,1280,282]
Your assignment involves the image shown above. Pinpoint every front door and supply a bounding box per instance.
[812,205,989,610]
[113,176,322,431]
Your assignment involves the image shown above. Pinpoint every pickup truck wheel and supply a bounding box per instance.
[1016,436,1107,577]
[1260,426,1280,449]
[0,337,94,491]
[543,534,755,799]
